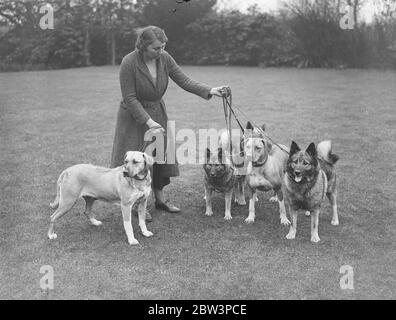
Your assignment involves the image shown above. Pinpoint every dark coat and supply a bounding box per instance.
[110,49,212,180]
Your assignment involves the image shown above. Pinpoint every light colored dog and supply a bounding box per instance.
[244,121,290,225]
[48,151,154,245]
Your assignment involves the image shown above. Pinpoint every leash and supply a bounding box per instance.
[222,87,245,134]
[139,125,164,152]
[221,87,246,168]
[230,101,290,155]
[221,87,289,156]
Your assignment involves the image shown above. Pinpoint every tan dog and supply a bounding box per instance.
[244,122,290,225]
[48,151,154,245]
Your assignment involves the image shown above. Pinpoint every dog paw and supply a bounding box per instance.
[286,231,296,240]
[244,216,255,224]
[280,216,291,226]
[90,218,103,226]
[48,233,57,240]
[305,211,311,216]
[128,238,140,245]
[224,215,232,221]
[331,219,339,226]
[311,234,320,243]
[205,210,213,216]
[143,230,154,237]
[269,196,278,203]
[235,199,247,206]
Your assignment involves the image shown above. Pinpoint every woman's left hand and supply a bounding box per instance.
[210,86,229,97]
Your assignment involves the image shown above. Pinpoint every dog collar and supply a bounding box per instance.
[124,170,148,181]
[133,170,149,181]
[252,154,268,167]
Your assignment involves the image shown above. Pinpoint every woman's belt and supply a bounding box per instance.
[120,99,161,109]
[140,100,161,109]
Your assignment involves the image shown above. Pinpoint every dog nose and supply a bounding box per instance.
[295,170,302,176]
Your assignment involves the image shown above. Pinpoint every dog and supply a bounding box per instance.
[48,151,154,245]
[218,130,247,206]
[244,121,290,225]
[283,140,339,243]
[203,147,238,220]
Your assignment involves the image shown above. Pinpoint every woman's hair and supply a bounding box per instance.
[135,26,168,52]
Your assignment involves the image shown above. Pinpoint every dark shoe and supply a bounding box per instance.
[155,200,181,213]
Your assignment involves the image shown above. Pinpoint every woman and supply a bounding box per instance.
[110,26,226,221]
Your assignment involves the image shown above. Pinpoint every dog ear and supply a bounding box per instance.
[246,121,254,130]
[122,155,129,177]
[290,141,300,155]
[143,152,154,168]
[306,142,317,158]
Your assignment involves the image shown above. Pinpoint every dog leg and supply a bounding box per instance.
[310,209,320,243]
[48,197,78,240]
[83,196,102,226]
[269,190,278,203]
[234,177,246,205]
[328,191,339,226]
[245,191,256,224]
[121,203,139,245]
[276,189,290,226]
[224,190,233,220]
[204,185,213,216]
[138,198,153,238]
[240,179,246,204]
[286,209,298,239]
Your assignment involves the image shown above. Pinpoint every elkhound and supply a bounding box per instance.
[283,140,339,243]
[203,147,237,220]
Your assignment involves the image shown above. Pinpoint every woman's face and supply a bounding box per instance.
[145,40,166,60]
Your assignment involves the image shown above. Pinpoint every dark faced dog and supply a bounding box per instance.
[283,140,339,243]
[203,147,236,220]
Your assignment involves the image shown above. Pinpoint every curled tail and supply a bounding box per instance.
[50,170,66,209]
[317,140,339,165]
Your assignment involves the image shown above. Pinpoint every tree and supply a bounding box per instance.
[134,0,216,59]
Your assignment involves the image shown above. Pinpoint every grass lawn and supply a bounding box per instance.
[0,65,395,299]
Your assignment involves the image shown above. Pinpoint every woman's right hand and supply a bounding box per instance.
[145,119,165,136]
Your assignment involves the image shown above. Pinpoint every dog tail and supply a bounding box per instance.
[50,170,66,209]
[317,140,339,165]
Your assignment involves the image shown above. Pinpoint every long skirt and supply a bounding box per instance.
[110,101,179,189]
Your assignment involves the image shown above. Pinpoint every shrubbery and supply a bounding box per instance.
[0,0,395,71]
